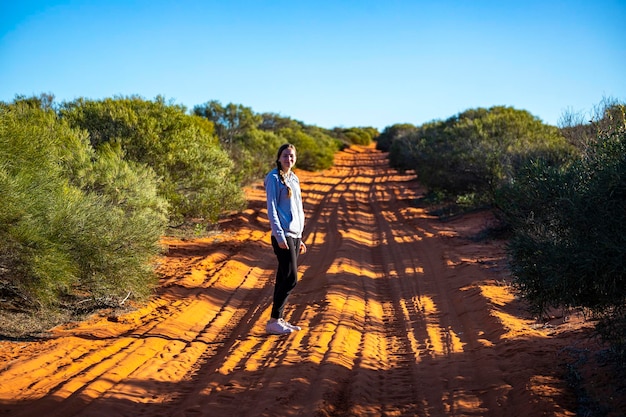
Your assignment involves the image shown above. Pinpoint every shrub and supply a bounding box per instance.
[498,108,626,353]
[0,100,168,307]
[389,107,575,202]
[193,100,261,148]
[61,96,245,223]
[375,123,417,152]
[332,127,378,147]
[559,96,626,152]
[230,128,284,185]
[278,126,339,171]
[195,104,341,181]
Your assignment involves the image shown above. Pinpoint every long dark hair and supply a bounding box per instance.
[276,143,296,198]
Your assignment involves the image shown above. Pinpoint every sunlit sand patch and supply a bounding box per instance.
[394,234,420,244]
[0,338,127,400]
[325,324,362,368]
[386,269,399,278]
[477,338,495,348]
[475,282,547,339]
[328,259,378,279]
[210,260,255,290]
[177,269,207,287]
[59,337,180,401]
[307,323,335,365]
[411,295,465,356]
[248,229,268,241]
[421,230,435,238]
[326,262,342,276]
[348,176,375,186]
[454,255,503,270]
[381,210,398,224]
[350,181,372,191]
[404,266,424,275]
[298,264,311,279]
[346,210,375,225]
[443,326,464,354]
[143,300,217,342]
[425,324,443,355]
[311,251,372,371]
[400,206,431,220]
[420,295,436,315]
[353,194,372,206]
[306,292,366,368]
[442,390,486,415]
[230,227,266,243]
[306,229,327,247]
[491,309,546,339]
[395,297,423,360]
[359,305,388,370]
[446,258,462,267]
[104,338,205,398]
[479,283,515,307]
[340,229,377,246]
[438,230,458,238]
[217,337,263,374]
[306,179,342,190]
[528,375,575,415]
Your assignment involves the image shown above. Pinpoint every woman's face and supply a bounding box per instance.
[279,147,297,171]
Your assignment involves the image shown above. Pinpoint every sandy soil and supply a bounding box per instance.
[0,145,617,416]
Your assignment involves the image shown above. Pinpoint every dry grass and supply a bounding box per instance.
[0,295,134,340]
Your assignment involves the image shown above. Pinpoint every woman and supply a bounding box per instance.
[264,143,307,335]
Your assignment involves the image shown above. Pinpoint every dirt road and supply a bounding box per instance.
[0,145,592,416]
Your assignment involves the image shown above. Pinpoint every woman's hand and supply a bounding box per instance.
[299,241,307,254]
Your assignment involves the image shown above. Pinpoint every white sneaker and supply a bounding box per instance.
[266,319,293,335]
[280,319,301,331]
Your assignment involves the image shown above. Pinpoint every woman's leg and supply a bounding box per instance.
[271,236,300,319]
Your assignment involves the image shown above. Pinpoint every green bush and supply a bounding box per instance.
[62,96,245,223]
[331,127,378,147]
[193,100,261,147]
[278,126,339,171]
[559,97,626,152]
[193,104,291,184]
[389,107,575,202]
[231,129,284,185]
[195,103,342,180]
[0,100,168,307]
[497,107,626,353]
[375,123,417,152]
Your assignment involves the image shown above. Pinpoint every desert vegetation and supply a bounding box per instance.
[0,94,377,313]
[2,92,625,362]
[500,101,626,360]
[385,99,626,360]
[382,106,576,206]
[0,96,168,310]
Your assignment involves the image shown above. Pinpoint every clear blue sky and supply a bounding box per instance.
[1,0,625,129]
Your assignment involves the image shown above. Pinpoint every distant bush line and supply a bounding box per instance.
[0,94,378,311]
[382,99,626,359]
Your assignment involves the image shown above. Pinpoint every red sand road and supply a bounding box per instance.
[0,145,602,416]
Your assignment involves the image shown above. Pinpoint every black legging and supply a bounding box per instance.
[270,235,300,319]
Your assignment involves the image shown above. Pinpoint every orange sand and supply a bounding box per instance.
[0,145,607,416]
